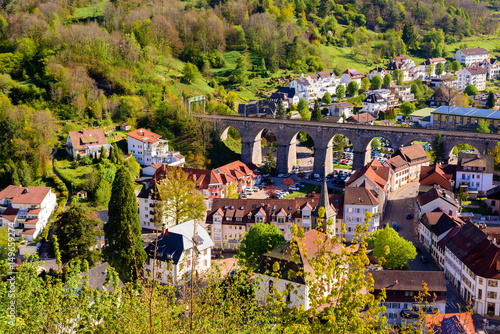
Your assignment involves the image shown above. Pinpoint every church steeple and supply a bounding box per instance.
[312,179,336,235]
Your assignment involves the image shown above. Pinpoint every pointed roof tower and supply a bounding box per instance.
[312,180,336,234]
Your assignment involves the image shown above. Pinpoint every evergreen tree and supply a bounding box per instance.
[232,55,248,85]
[432,134,446,164]
[100,145,107,161]
[57,203,101,265]
[17,160,32,187]
[311,99,322,121]
[402,21,419,50]
[276,99,287,119]
[263,149,276,174]
[103,166,147,282]
[259,57,267,76]
[487,91,496,108]
[108,144,117,164]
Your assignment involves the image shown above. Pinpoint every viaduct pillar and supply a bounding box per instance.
[277,139,296,174]
[313,143,333,176]
[241,137,262,166]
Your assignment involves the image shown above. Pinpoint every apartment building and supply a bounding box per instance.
[455,48,489,66]
[126,128,185,167]
[0,185,57,241]
[457,64,488,91]
[455,153,494,194]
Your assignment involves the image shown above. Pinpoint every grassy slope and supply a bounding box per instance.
[73,0,109,19]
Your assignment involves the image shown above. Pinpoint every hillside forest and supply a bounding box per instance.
[0,0,499,189]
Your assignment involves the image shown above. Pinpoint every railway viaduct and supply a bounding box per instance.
[194,114,500,175]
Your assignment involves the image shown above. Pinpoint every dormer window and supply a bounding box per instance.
[247,214,252,220]
[226,217,232,221]
[297,209,301,214]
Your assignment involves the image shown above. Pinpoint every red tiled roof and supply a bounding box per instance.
[347,160,390,190]
[417,186,457,207]
[28,208,42,214]
[347,113,375,124]
[397,144,430,165]
[344,186,379,206]
[0,185,52,205]
[126,128,162,143]
[384,155,409,171]
[21,229,36,235]
[419,164,454,190]
[1,207,19,222]
[68,129,107,150]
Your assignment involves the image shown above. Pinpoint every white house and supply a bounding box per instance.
[419,211,463,268]
[457,64,488,91]
[343,185,380,242]
[442,221,500,317]
[339,68,364,87]
[386,56,415,81]
[65,129,110,159]
[417,186,459,217]
[366,67,386,80]
[481,58,500,80]
[455,48,489,66]
[383,155,409,192]
[372,271,447,325]
[143,220,214,285]
[361,89,398,116]
[255,230,346,310]
[455,153,494,194]
[126,128,185,167]
[419,57,447,78]
[328,101,353,119]
[0,185,57,241]
[287,72,341,102]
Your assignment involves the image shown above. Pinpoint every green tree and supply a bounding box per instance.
[361,77,370,91]
[336,84,345,101]
[52,234,62,269]
[263,149,276,174]
[57,203,101,265]
[321,92,332,104]
[311,99,322,121]
[464,84,479,96]
[231,55,249,85]
[118,96,142,120]
[435,62,444,77]
[259,57,267,76]
[383,74,392,86]
[157,166,206,227]
[478,119,491,133]
[100,145,107,161]
[347,81,359,96]
[432,134,446,164]
[393,69,404,85]
[452,60,462,72]
[181,62,200,84]
[276,99,287,119]
[371,75,382,89]
[400,101,416,118]
[371,137,381,149]
[444,60,452,73]
[425,64,435,78]
[103,166,147,282]
[367,225,417,269]
[487,91,496,108]
[297,99,310,120]
[402,21,419,50]
[238,223,286,270]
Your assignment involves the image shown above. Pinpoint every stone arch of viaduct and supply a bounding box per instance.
[208,115,500,176]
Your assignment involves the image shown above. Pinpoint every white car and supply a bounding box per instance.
[277,173,284,178]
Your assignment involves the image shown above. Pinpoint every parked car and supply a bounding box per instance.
[419,256,429,263]
[392,222,399,231]
[406,213,413,219]
[289,186,299,191]
[415,246,421,254]
[277,173,284,178]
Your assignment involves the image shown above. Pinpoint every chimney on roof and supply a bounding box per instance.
[395,280,398,285]
[140,129,144,135]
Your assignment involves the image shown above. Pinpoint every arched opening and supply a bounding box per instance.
[366,136,395,165]
[215,126,242,164]
[332,134,353,169]
[296,131,314,175]
[259,128,279,175]
[449,143,479,163]
[410,140,433,161]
